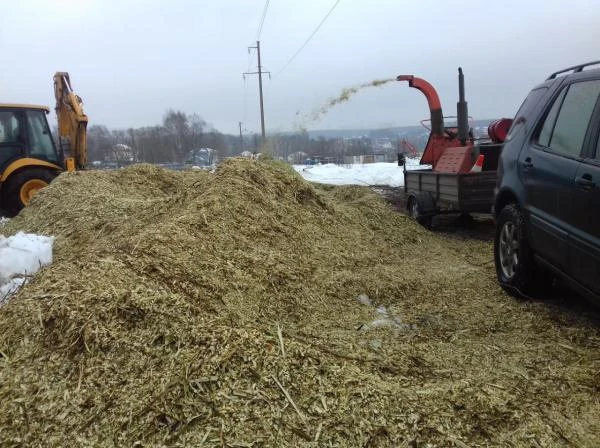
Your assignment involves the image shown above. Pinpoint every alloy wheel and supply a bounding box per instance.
[499,221,519,279]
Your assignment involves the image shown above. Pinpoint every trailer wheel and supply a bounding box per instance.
[494,203,552,298]
[408,196,433,229]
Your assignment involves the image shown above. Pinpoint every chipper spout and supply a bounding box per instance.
[397,69,475,171]
[396,75,444,137]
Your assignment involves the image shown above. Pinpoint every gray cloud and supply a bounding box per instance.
[1,0,598,134]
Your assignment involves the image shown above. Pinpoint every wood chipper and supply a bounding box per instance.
[397,68,511,227]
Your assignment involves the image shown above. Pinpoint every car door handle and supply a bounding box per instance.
[575,174,596,190]
[522,157,533,169]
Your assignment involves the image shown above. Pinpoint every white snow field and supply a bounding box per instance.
[0,232,54,303]
[294,159,426,187]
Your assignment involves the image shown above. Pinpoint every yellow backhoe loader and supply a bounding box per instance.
[0,72,87,215]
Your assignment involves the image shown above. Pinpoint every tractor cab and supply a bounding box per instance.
[0,104,63,215]
[0,104,61,169]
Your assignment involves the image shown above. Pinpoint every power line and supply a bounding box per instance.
[256,0,270,40]
[246,47,255,73]
[276,0,341,76]
[243,76,248,126]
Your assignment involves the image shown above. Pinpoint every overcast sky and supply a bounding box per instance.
[1,0,598,134]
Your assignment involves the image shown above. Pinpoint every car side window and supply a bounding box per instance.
[536,80,600,158]
[537,88,566,147]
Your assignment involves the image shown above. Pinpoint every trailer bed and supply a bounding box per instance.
[405,169,497,214]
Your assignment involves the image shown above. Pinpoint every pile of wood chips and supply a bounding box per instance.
[1,159,598,447]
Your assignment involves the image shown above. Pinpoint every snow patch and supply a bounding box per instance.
[0,232,54,304]
[356,296,413,332]
[356,293,372,306]
[294,159,426,187]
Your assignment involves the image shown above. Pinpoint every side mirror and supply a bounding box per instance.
[397,152,406,167]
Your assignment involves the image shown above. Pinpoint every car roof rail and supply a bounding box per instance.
[547,60,600,80]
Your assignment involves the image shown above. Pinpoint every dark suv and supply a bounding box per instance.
[494,61,600,303]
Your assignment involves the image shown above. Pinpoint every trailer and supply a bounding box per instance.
[403,142,502,227]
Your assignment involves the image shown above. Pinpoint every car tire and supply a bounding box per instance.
[408,196,433,229]
[494,203,552,298]
[2,168,57,216]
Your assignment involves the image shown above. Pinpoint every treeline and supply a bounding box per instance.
[87,110,241,164]
[87,109,417,165]
[268,131,384,162]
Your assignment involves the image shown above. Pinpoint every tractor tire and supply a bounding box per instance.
[494,203,552,299]
[408,196,433,229]
[2,168,57,216]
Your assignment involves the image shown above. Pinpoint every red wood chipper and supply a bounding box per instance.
[397,68,511,227]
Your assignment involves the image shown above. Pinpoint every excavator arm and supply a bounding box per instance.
[54,72,88,171]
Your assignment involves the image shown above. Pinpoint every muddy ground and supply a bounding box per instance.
[371,185,496,242]
[373,183,599,302]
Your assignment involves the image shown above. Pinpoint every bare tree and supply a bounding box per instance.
[163,109,190,163]
[87,125,114,162]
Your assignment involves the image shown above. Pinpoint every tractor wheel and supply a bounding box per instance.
[2,168,57,216]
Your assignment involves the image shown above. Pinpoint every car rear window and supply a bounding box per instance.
[505,87,547,140]
[515,87,547,120]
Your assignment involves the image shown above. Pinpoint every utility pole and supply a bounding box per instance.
[238,121,244,152]
[243,40,270,144]
[256,41,266,141]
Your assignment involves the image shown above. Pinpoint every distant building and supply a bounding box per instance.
[372,138,393,152]
[186,148,215,166]
[106,143,134,164]
[287,151,308,164]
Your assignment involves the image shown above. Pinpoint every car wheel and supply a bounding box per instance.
[408,196,433,229]
[2,168,57,216]
[494,203,552,298]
